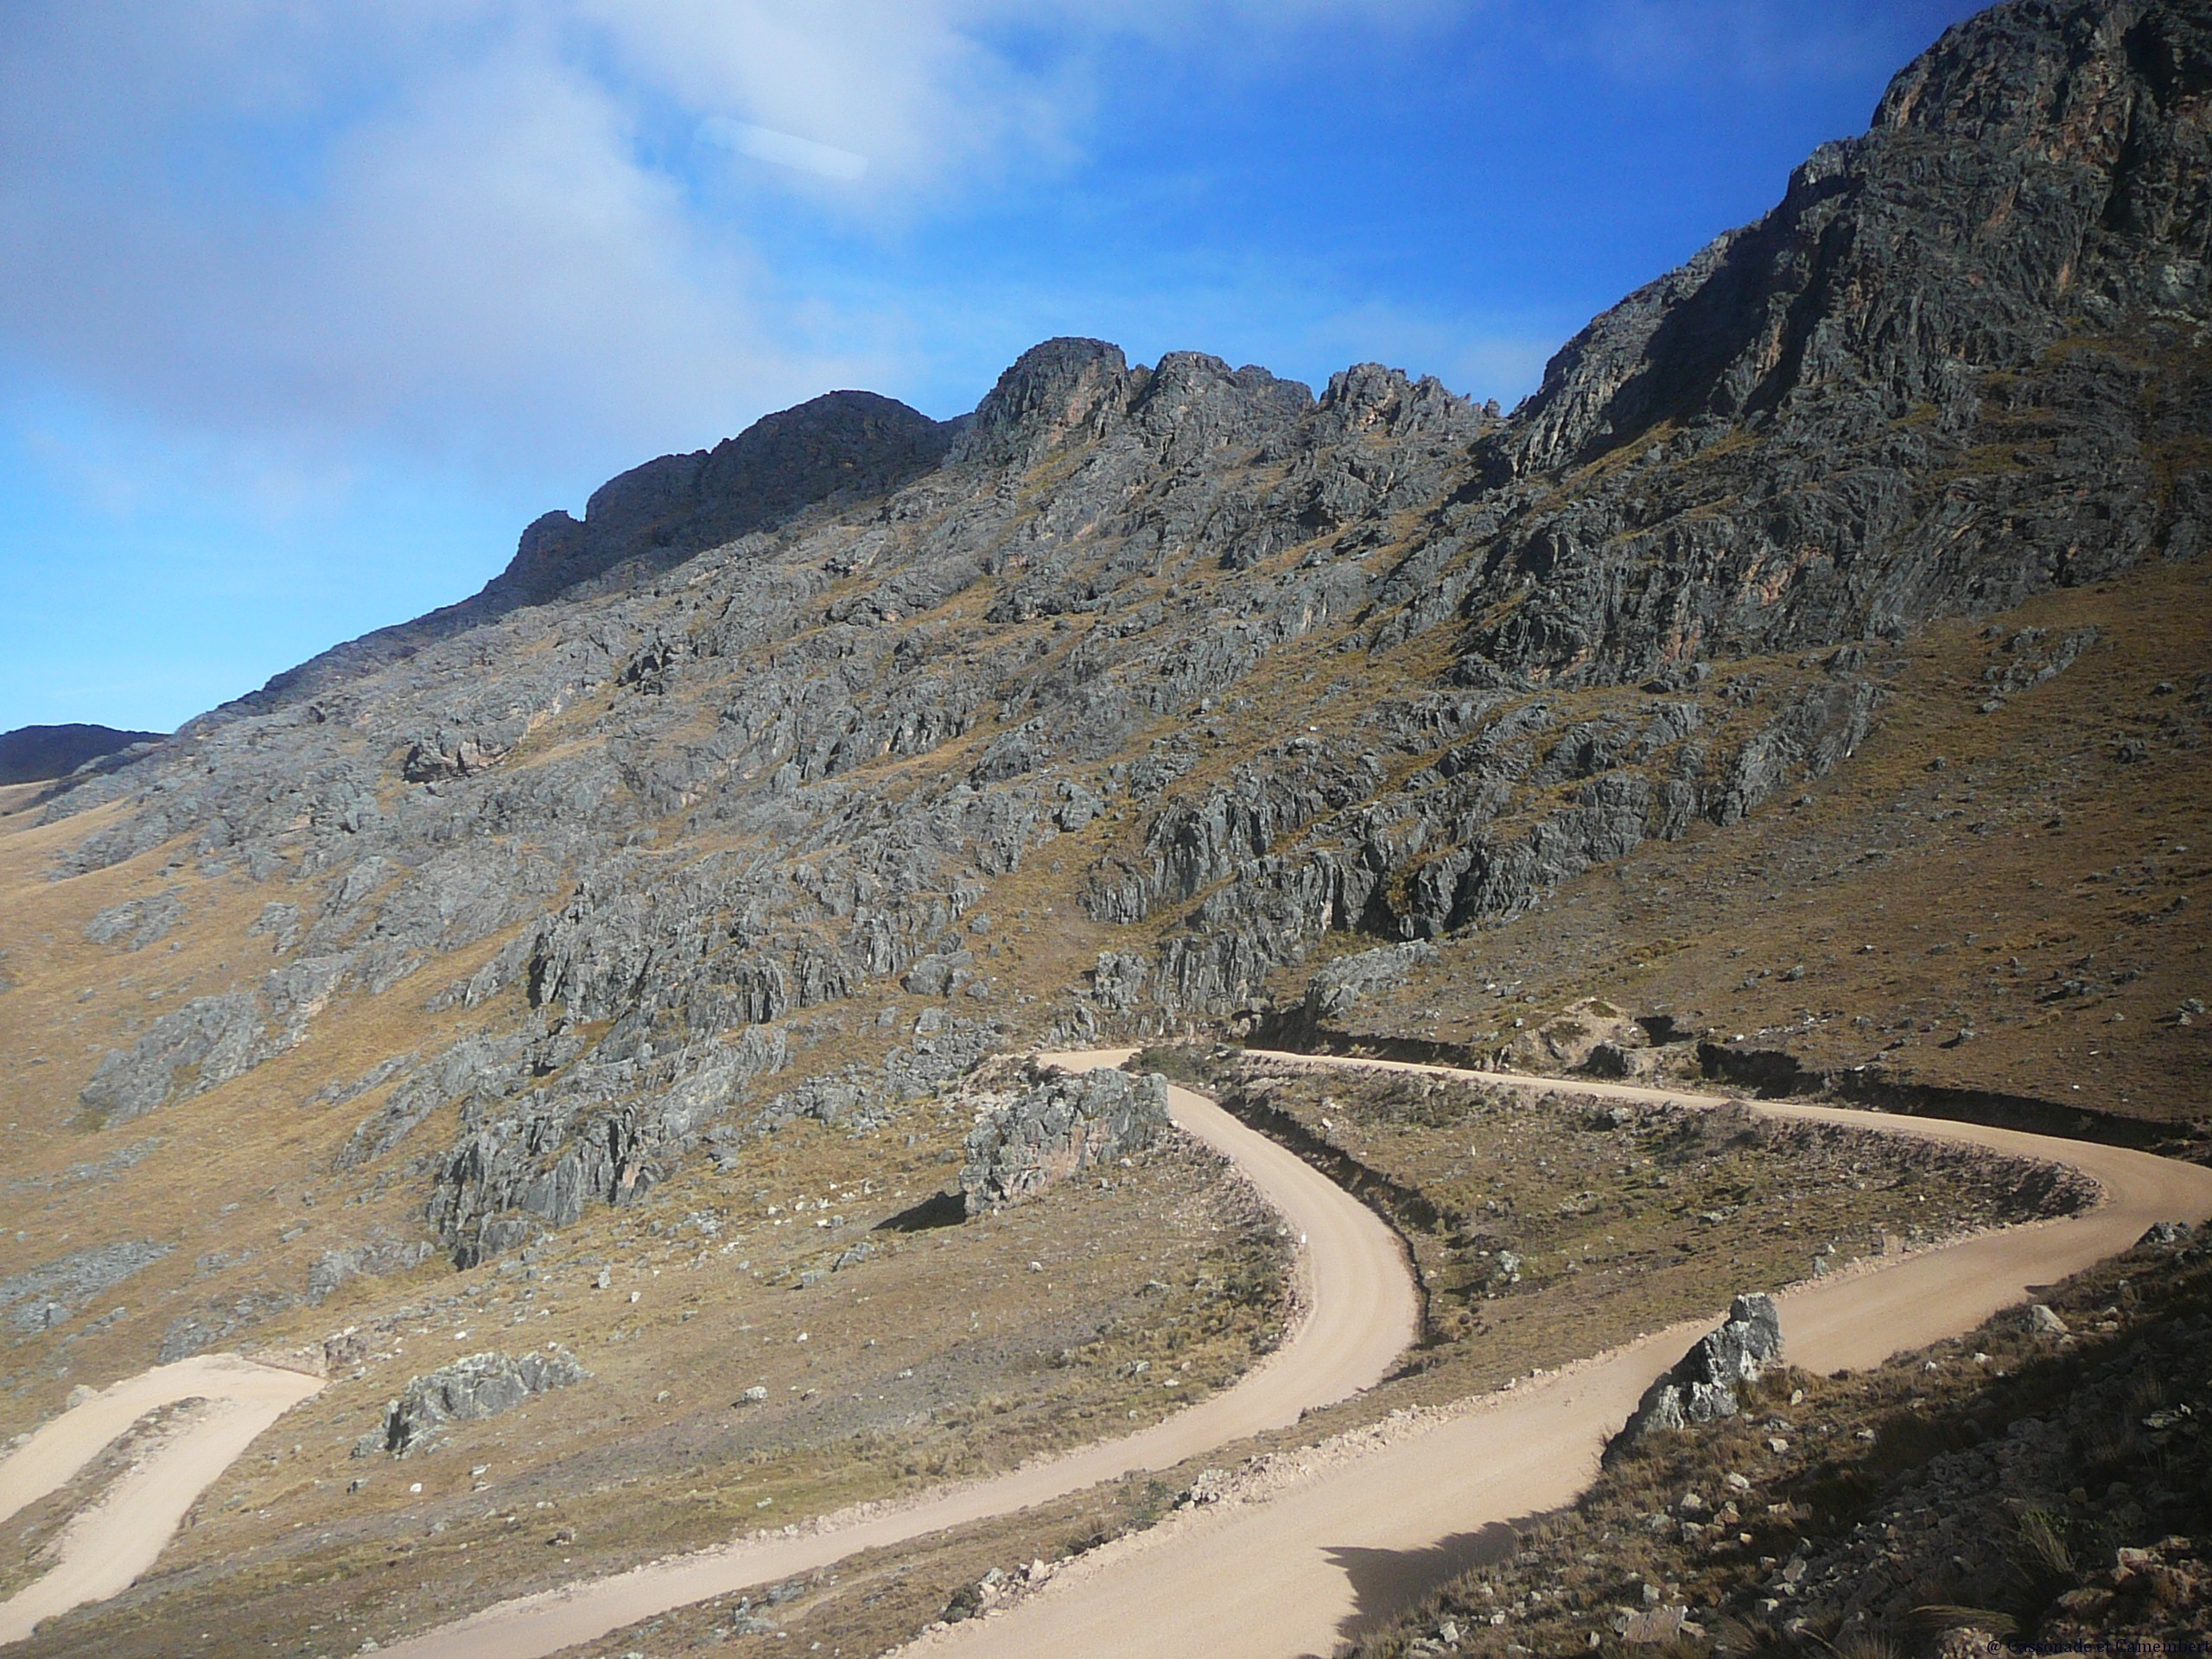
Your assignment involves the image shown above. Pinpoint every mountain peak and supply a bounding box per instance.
[493,388,955,611]
[0,723,164,786]
[950,337,1136,468]
[1506,0,2211,477]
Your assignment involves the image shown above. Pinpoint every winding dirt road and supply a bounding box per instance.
[906,1052,2212,1659]
[368,1056,1420,1659]
[8,1050,2208,1658]
[0,1353,325,1645]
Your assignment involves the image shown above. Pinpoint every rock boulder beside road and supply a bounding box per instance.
[378,1346,588,1457]
[1609,1294,1783,1461]
[960,1065,1172,1215]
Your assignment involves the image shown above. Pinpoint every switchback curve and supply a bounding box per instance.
[0,1354,325,1645]
[905,1052,2212,1659]
[13,1051,2207,1659]
[365,1050,1420,1659]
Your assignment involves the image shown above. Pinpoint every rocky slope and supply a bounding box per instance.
[14,0,2209,1294]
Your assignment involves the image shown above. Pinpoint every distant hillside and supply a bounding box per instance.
[0,722,161,785]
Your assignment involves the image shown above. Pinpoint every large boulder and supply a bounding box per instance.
[1608,1294,1783,1461]
[959,1065,1172,1215]
[377,1346,587,1457]
[1498,997,1651,1076]
[306,1236,435,1304]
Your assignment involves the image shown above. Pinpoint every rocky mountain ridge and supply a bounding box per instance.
[27,0,2209,1274]
[0,724,162,786]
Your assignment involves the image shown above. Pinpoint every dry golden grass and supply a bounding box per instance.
[1322,556,2212,1132]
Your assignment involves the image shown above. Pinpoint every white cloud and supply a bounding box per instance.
[700,119,870,182]
[0,0,1419,486]
[0,3,836,475]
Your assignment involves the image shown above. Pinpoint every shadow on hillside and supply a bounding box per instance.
[874,1190,966,1232]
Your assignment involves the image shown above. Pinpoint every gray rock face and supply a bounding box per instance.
[424,1020,790,1265]
[334,1027,576,1173]
[959,1065,1172,1214]
[1610,1293,1783,1459]
[79,994,263,1124]
[29,1,2208,1258]
[1304,941,1440,1024]
[1465,0,2210,685]
[84,889,186,950]
[1978,624,2100,711]
[305,1236,435,1303]
[221,391,957,720]
[0,1241,172,1334]
[378,1345,587,1456]
[951,338,1142,470]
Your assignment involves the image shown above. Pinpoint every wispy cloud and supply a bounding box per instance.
[1552,0,1947,88]
[698,118,869,181]
[0,0,1421,482]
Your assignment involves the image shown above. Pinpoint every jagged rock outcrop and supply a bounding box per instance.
[1460,0,2211,690]
[1608,1293,1784,1461]
[959,1065,1173,1214]
[425,1020,790,1265]
[1303,940,1440,1024]
[209,391,957,721]
[305,1236,435,1303]
[0,1242,173,1335]
[83,889,186,951]
[495,390,956,612]
[79,994,264,1125]
[30,0,2209,1258]
[376,1345,587,1456]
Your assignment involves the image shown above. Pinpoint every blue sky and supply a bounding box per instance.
[0,0,1983,734]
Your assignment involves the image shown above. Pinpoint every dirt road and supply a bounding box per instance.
[903,1053,2212,1659]
[16,1051,2209,1658]
[367,1052,1420,1659]
[0,1354,325,1645]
